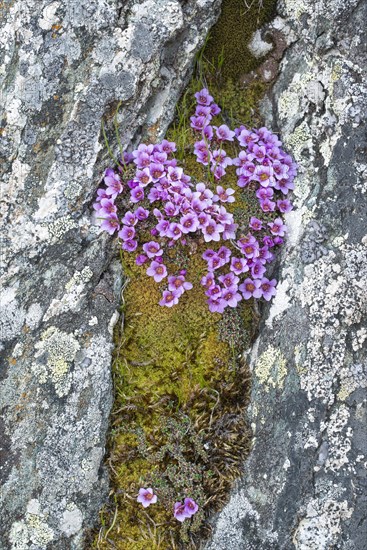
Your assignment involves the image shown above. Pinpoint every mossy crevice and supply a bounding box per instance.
[92,0,277,547]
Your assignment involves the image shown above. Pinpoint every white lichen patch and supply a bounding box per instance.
[25,303,43,330]
[298,244,367,404]
[266,278,291,329]
[0,288,25,344]
[10,500,54,550]
[205,489,260,550]
[283,0,309,18]
[255,346,288,392]
[293,498,352,549]
[32,327,80,397]
[247,29,273,58]
[59,503,83,537]
[321,405,353,472]
[45,215,78,242]
[43,266,93,321]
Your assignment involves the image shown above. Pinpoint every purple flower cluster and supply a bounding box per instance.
[136,488,198,522]
[191,89,236,180]
[95,88,297,313]
[174,498,199,522]
[93,168,124,234]
[200,240,277,312]
[233,125,296,215]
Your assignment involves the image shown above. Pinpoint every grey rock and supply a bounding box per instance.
[0,0,221,548]
[206,0,367,549]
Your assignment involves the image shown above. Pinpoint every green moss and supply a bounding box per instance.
[207,0,276,82]
[92,0,277,547]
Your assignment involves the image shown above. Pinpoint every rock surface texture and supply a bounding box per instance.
[0,0,221,547]
[206,0,367,548]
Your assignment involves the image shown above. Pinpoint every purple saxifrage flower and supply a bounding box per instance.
[118,225,136,241]
[213,185,235,203]
[100,215,120,235]
[122,239,138,252]
[260,278,277,301]
[184,498,199,517]
[135,254,148,266]
[239,278,262,299]
[216,124,235,142]
[137,488,157,508]
[159,289,180,307]
[249,217,263,231]
[230,257,248,275]
[222,285,242,308]
[130,186,144,203]
[277,199,293,213]
[174,502,190,522]
[168,275,193,297]
[143,241,162,258]
[146,261,167,282]
[202,220,223,242]
[268,217,287,237]
[195,88,214,106]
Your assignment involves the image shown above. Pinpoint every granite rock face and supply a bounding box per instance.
[0,0,221,548]
[206,0,367,548]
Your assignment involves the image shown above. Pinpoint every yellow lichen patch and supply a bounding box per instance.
[255,345,288,391]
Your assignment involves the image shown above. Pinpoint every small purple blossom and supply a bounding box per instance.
[122,239,138,252]
[201,272,215,289]
[195,88,214,106]
[213,185,235,203]
[202,219,223,242]
[99,198,117,216]
[118,225,136,241]
[184,498,199,517]
[230,257,248,275]
[130,186,144,203]
[222,285,242,308]
[137,488,157,508]
[277,199,293,213]
[174,502,190,522]
[259,198,276,212]
[143,241,162,258]
[180,213,199,233]
[100,215,120,235]
[121,212,136,226]
[219,272,239,288]
[146,261,167,282]
[207,297,227,313]
[159,289,180,307]
[168,275,193,296]
[259,278,277,300]
[135,254,148,266]
[249,217,263,231]
[250,260,266,279]
[190,115,207,131]
[268,218,287,236]
[216,124,235,142]
[135,206,150,220]
[239,278,262,299]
